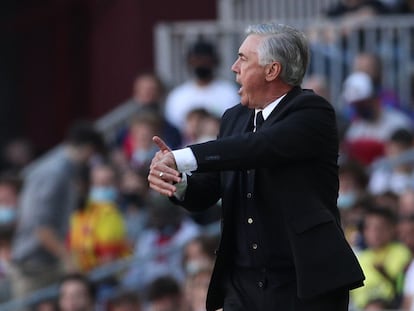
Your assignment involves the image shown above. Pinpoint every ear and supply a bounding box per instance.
[265,62,281,82]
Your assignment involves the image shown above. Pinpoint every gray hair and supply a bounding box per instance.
[246,23,309,86]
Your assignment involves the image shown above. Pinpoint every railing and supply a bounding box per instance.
[154,15,414,110]
[217,0,337,21]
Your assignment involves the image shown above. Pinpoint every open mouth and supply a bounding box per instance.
[236,81,243,95]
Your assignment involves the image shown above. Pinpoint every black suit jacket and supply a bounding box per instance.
[178,86,365,311]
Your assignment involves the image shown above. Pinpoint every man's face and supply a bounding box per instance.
[231,35,267,109]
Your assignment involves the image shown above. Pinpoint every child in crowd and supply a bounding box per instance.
[127,113,160,171]
[351,206,411,309]
[68,164,129,272]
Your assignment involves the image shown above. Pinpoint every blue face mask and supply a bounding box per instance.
[0,206,17,225]
[337,192,357,209]
[89,186,117,203]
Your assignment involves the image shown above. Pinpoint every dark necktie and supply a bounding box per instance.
[255,110,264,131]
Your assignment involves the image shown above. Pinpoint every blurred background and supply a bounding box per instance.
[0,0,216,154]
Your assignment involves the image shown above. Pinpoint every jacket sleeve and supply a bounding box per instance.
[189,94,338,172]
[178,171,221,212]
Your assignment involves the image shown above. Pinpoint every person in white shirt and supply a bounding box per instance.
[164,40,239,133]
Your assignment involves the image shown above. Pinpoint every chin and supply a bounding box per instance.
[240,97,249,107]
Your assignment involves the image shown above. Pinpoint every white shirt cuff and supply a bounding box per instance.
[172,148,198,173]
[174,173,188,201]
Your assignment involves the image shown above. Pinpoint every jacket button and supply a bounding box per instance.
[247,193,252,199]
[247,218,253,224]
[258,281,264,288]
[252,243,258,250]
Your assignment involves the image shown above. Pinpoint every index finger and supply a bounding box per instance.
[153,136,171,153]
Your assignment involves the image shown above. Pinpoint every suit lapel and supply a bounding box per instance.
[241,107,255,133]
[263,86,303,127]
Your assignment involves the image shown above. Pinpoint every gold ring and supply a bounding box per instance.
[159,172,164,178]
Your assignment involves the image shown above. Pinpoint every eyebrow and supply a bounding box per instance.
[238,52,246,58]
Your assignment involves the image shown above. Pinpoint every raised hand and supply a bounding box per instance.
[148,136,182,197]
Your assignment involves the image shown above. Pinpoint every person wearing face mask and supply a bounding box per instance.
[164,39,239,134]
[342,71,413,165]
[337,160,369,210]
[68,164,130,272]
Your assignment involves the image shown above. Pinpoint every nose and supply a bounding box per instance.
[231,59,239,73]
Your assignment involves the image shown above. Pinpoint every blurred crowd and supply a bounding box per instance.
[1,1,414,310]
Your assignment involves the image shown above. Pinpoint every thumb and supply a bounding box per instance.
[153,136,171,153]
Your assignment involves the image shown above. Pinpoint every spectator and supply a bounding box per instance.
[127,113,160,171]
[182,108,221,146]
[123,195,199,290]
[352,52,401,110]
[58,273,96,311]
[182,108,210,146]
[342,71,412,165]
[0,138,35,174]
[164,39,239,133]
[0,174,21,302]
[194,113,220,144]
[118,73,181,151]
[68,164,129,272]
[338,160,369,209]
[342,195,375,252]
[88,163,119,204]
[107,290,142,311]
[146,276,184,311]
[369,128,414,195]
[351,206,412,309]
[118,169,149,245]
[182,235,217,276]
[10,121,105,300]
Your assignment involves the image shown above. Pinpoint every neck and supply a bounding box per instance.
[260,84,293,109]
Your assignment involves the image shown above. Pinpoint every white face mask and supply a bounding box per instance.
[89,186,117,203]
[185,259,210,275]
[0,205,17,225]
[337,192,357,209]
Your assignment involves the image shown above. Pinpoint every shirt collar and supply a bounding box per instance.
[254,94,287,122]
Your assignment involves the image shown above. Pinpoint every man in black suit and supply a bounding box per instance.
[148,22,365,311]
